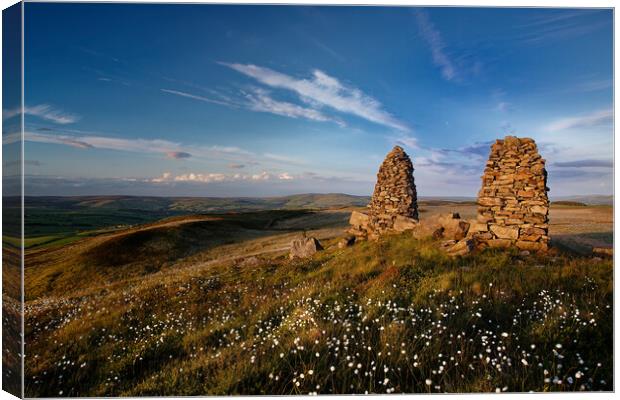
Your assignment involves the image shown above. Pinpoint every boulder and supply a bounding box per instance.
[349,211,370,228]
[289,237,323,259]
[393,215,418,232]
[446,239,474,257]
[414,213,470,241]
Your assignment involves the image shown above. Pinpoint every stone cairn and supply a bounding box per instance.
[472,136,549,251]
[349,146,418,239]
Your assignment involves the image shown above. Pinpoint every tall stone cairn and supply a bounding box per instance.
[474,136,549,251]
[366,146,419,235]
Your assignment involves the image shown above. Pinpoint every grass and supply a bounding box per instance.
[23,231,613,396]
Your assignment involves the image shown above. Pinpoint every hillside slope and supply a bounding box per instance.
[24,210,326,300]
[24,231,612,396]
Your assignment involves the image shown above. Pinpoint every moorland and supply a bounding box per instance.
[1,194,613,395]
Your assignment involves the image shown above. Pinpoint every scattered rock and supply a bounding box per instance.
[393,215,418,232]
[412,213,469,241]
[337,236,356,249]
[289,237,323,259]
[239,256,261,267]
[592,247,613,257]
[445,239,474,257]
[349,211,370,228]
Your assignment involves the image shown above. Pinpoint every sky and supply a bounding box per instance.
[4,4,614,197]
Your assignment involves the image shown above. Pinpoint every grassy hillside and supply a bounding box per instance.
[13,194,369,249]
[24,210,312,300]
[24,229,612,396]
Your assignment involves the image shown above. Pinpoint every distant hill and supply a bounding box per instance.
[552,195,613,206]
[18,194,370,239]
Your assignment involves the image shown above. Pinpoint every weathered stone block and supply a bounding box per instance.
[490,224,520,240]
[349,211,370,228]
[487,239,512,248]
[446,239,474,256]
[393,215,418,232]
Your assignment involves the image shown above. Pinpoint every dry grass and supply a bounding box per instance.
[22,212,613,396]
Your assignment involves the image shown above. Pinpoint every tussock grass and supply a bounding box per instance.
[24,231,612,396]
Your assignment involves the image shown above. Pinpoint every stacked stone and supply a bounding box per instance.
[473,136,549,251]
[366,146,418,235]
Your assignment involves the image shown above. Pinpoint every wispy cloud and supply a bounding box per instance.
[544,109,613,132]
[574,78,613,92]
[496,102,513,112]
[10,129,304,170]
[3,104,79,124]
[393,133,419,150]
[554,159,613,168]
[221,62,410,131]
[515,10,611,45]
[414,9,456,81]
[160,89,235,107]
[243,88,344,126]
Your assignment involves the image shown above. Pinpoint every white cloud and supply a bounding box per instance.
[3,104,79,124]
[414,10,456,81]
[544,109,613,132]
[393,133,419,150]
[221,62,409,131]
[278,172,294,180]
[243,88,344,126]
[149,170,295,184]
[151,172,172,183]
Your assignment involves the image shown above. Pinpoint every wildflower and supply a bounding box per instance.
[330,366,335,372]
[425,379,432,386]
[501,332,509,337]
[521,359,528,366]
[308,370,314,375]
[555,343,562,349]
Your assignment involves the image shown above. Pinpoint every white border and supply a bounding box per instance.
[0,1,616,400]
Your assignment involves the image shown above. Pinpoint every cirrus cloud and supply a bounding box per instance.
[220,62,410,132]
[544,108,613,132]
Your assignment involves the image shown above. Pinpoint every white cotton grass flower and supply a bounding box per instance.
[521,359,529,366]
[501,332,509,337]
[425,379,432,386]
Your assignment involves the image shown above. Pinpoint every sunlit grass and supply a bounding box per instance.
[24,232,612,396]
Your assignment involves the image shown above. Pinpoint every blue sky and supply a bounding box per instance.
[6,4,613,197]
